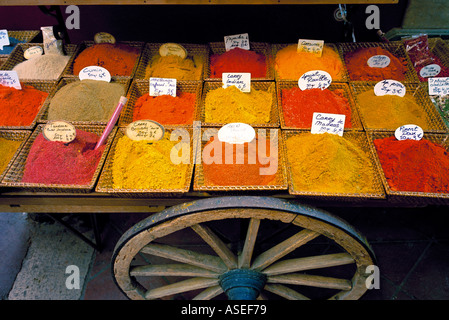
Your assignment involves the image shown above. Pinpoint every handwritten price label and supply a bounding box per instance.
[367,55,391,68]
[218,122,255,144]
[43,121,76,143]
[297,39,324,57]
[222,73,251,92]
[94,32,116,44]
[311,112,345,136]
[224,33,250,51]
[298,70,332,91]
[0,29,10,50]
[394,124,423,141]
[374,80,406,97]
[24,46,44,60]
[79,66,111,82]
[149,77,177,97]
[420,64,441,78]
[0,71,21,90]
[125,120,165,141]
[428,77,449,96]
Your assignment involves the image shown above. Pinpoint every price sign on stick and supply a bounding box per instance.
[374,80,406,97]
[43,121,76,143]
[0,71,21,90]
[149,77,177,97]
[79,66,111,82]
[395,124,424,141]
[367,55,391,68]
[126,120,165,142]
[297,39,324,57]
[222,73,251,92]
[298,70,332,91]
[0,29,10,50]
[311,113,346,136]
[218,123,255,144]
[224,33,250,51]
[428,77,449,95]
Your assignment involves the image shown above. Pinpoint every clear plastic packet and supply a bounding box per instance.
[41,26,64,55]
[403,34,434,67]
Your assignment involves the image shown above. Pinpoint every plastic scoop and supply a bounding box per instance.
[94,96,127,150]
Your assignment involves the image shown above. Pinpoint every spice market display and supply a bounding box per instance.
[1,27,449,204]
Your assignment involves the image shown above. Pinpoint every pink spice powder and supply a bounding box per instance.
[21,130,105,185]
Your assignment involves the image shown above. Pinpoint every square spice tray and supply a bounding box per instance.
[337,41,419,83]
[350,81,447,133]
[134,43,209,81]
[96,126,194,198]
[199,81,280,128]
[276,80,363,131]
[367,131,449,205]
[205,42,275,82]
[1,124,116,193]
[37,77,131,126]
[1,43,78,81]
[0,30,40,58]
[193,127,288,192]
[271,43,349,82]
[282,130,386,201]
[0,80,58,131]
[0,130,31,184]
[118,79,203,128]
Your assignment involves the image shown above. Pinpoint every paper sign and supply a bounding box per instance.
[222,73,251,92]
[224,33,250,51]
[0,71,21,90]
[159,42,187,59]
[24,46,44,60]
[79,66,111,82]
[125,120,165,141]
[395,124,423,141]
[311,112,345,136]
[218,122,255,144]
[428,77,449,96]
[298,70,332,91]
[43,121,76,143]
[367,55,391,68]
[149,77,177,97]
[374,80,406,97]
[420,64,441,78]
[94,32,116,44]
[297,39,324,57]
[0,29,10,50]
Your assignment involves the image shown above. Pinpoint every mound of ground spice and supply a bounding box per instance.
[145,54,203,80]
[373,136,449,193]
[73,43,140,76]
[133,92,196,125]
[13,54,70,80]
[21,130,105,185]
[281,87,352,128]
[0,84,48,126]
[344,46,408,81]
[0,138,22,174]
[209,47,266,78]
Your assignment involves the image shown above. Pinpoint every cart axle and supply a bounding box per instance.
[219,269,267,300]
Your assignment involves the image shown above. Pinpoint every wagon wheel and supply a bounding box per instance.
[112,196,376,300]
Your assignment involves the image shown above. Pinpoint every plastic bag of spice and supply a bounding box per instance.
[403,34,434,67]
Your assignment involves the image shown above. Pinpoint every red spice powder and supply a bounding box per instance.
[344,47,408,81]
[73,43,140,76]
[132,92,196,125]
[373,136,449,193]
[209,47,267,78]
[281,87,352,128]
[202,135,277,186]
[21,130,105,185]
[0,84,48,126]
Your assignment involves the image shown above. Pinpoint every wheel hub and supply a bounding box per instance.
[219,269,267,300]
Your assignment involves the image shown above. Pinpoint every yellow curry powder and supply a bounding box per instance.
[0,138,21,174]
[286,133,377,194]
[356,90,430,130]
[111,134,190,190]
[275,44,345,81]
[204,85,272,124]
[145,55,203,80]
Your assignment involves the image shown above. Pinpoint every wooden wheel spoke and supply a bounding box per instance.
[141,243,227,273]
[238,218,261,268]
[145,277,219,300]
[193,285,224,300]
[262,253,355,276]
[130,264,220,278]
[191,223,238,269]
[251,229,320,271]
[268,273,352,291]
[264,284,310,300]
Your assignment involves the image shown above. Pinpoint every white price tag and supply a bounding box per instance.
[428,77,449,96]
[218,122,255,144]
[297,39,324,57]
[159,43,187,59]
[298,70,332,91]
[222,73,251,92]
[224,33,250,51]
[395,124,423,141]
[24,46,44,60]
[367,55,391,68]
[374,80,406,97]
[94,32,116,44]
[79,66,111,82]
[149,77,177,97]
[125,120,165,141]
[43,121,76,143]
[0,71,21,90]
[0,29,10,50]
[311,112,345,136]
